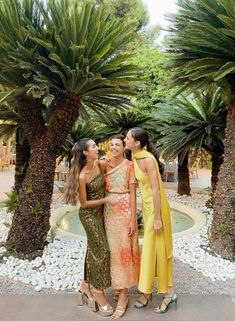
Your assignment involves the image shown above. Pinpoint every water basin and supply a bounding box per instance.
[57,208,194,237]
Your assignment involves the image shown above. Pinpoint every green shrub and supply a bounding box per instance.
[4,188,18,213]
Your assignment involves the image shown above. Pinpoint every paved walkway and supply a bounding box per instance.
[0,165,14,202]
[1,166,234,321]
[1,293,234,321]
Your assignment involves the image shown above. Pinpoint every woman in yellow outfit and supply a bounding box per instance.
[125,127,177,314]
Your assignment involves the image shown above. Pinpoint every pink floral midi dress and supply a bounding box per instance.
[104,159,140,289]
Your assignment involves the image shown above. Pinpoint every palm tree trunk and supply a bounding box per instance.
[5,94,80,257]
[14,129,31,194]
[177,151,191,195]
[211,146,224,193]
[209,86,235,260]
[205,146,224,208]
[6,138,55,257]
[6,136,12,155]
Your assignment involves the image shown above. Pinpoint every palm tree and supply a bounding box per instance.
[60,108,154,162]
[167,0,235,259]
[60,120,97,163]
[94,107,154,140]
[0,0,142,256]
[156,88,227,195]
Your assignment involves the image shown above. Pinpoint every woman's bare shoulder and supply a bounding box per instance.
[79,171,87,183]
[144,157,155,168]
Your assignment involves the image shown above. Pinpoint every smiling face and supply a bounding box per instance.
[84,140,99,160]
[124,130,139,151]
[109,138,125,157]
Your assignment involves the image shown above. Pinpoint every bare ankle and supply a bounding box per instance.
[94,289,107,306]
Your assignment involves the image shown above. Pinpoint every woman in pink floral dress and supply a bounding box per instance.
[100,134,140,319]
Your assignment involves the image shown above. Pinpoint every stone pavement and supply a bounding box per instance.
[0,293,234,321]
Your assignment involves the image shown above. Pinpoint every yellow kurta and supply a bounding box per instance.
[133,150,173,294]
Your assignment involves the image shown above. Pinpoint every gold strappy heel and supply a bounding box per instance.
[78,290,95,308]
[111,293,129,319]
[77,282,95,309]
[93,289,113,317]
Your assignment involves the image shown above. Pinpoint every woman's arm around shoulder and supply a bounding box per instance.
[98,159,108,176]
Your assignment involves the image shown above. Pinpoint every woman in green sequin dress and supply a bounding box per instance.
[79,174,110,289]
[66,138,114,316]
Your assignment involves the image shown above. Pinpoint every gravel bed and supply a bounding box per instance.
[0,258,233,296]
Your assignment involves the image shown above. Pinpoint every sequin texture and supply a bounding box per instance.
[79,174,111,289]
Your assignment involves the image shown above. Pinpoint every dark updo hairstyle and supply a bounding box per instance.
[130,127,164,174]
[110,134,131,160]
[110,134,125,145]
[65,138,91,205]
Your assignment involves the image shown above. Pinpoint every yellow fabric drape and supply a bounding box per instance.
[132,150,173,293]
[133,150,172,259]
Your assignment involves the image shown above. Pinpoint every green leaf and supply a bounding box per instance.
[213,62,235,81]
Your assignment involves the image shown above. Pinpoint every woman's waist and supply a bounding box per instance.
[86,191,105,199]
[139,189,153,199]
[106,190,129,194]
[137,181,152,189]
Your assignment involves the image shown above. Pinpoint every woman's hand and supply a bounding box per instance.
[153,218,162,232]
[99,156,111,161]
[128,220,137,237]
[104,195,116,206]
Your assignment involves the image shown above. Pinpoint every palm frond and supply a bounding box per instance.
[155,86,227,161]
[167,0,235,91]
[0,0,143,113]
[94,107,155,141]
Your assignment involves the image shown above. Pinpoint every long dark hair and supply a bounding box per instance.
[65,138,91,205]
[130,127,164,174]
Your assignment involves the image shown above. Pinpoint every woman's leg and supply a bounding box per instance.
[78,281,96,308]
[153,232,176,313]
[93,288,113,317]
[134,293,152,308]
[154,287,177,314]
[134,218,156,308]
[111,288,129,319]
[79,280,93,299]
[93,288,110,306]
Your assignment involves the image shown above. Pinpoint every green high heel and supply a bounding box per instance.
[154,293,178,314]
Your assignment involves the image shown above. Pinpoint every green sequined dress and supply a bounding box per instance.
[79,173,111,289]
